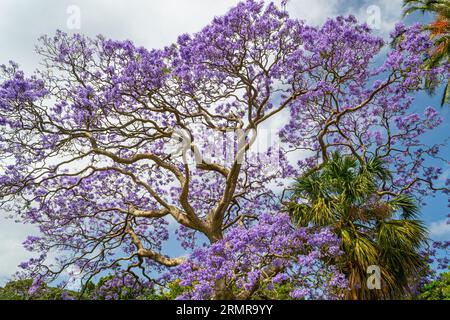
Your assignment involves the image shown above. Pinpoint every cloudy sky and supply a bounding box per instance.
[0,0,448,285]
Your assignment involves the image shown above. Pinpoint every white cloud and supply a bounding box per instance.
[0,217,38,285]
[0,0,404,75]
[286,0,341,25]
[429,219,450,240]
[286,0,403,37]
[347,0,403,37]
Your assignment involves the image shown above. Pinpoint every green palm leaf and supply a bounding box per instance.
[287,153,428,299]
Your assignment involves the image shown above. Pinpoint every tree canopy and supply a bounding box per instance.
[0,0,448,299]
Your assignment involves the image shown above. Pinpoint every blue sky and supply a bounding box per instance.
[0,0,448,285]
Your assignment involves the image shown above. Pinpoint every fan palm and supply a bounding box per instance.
[403,0,450,106]
[287,153,428,299]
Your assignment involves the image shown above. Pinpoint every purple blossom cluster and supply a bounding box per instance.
[168,213,347,300]
[91,274,152,300]
[430,241,450,270]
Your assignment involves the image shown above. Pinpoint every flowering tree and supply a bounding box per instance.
[0,1,448,299]
[170,213,347,300]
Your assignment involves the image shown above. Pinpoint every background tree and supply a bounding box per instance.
[0,279,70,300]
[87,274,156,300]
[416,266,450,299]
[0,279,35,300]
[0,0,448,299]
[403,0,450,105]
[288,153,428,299]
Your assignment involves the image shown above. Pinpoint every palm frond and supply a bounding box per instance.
[387,194,420,218]
[441,79,450,106]
[287,152,428,299]
[377,219,428,249]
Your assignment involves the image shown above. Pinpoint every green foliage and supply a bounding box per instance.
[152,279,193,300]
[0,279,68,300]
[288,152,428,299]
[403,0,450,106]
[417,267,450,300]
[0,279,33,300]
[0,277,193,300]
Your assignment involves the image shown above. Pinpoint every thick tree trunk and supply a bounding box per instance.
[212,278,234,300]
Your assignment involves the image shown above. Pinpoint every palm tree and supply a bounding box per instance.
[403,0,450,106]
[287,153,428,299]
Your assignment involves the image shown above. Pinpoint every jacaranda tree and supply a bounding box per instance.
[0,1,448,299]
